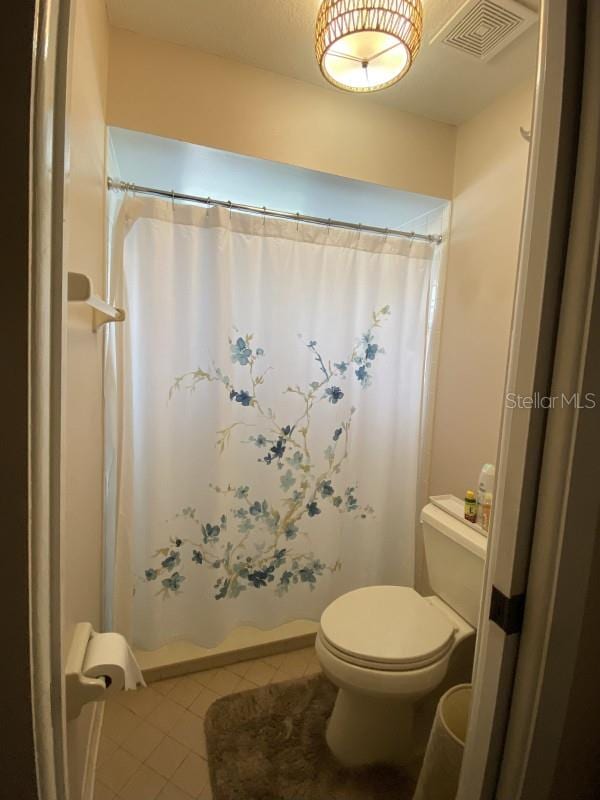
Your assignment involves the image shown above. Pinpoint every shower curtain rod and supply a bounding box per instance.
[107,178,442,245]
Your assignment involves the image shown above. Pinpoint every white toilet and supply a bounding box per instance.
[315,499,487,767]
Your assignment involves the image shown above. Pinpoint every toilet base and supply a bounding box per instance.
[326,687,415,767]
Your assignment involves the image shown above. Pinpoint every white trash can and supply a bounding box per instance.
[413,683,471,800]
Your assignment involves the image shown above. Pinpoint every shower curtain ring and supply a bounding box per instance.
[228,200,232,220]
[171,188,175,209]
[327,218,332,234]
[262,206,267,226]
[296,212,300,232]
[206,198,211,218]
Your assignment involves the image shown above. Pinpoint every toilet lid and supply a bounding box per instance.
[320,586,456,670]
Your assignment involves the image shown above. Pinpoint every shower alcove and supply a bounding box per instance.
[106,128,449,680]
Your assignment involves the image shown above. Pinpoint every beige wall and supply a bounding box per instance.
[63,0,109,796]
[106,27,456,200]
[428,81,534,501]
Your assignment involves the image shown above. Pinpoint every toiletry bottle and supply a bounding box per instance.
[476,463,496,526]
[481,492,493,532]
[464,490,477,523]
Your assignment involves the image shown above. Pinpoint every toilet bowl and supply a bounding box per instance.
[316,498,487,768]
[316,585,474,767]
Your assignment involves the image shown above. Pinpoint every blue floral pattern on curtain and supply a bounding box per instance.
[143,305,391,600]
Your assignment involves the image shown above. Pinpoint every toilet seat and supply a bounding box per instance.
[319,586,457,672]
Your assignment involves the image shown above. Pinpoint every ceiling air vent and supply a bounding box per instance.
[430,0,537,62]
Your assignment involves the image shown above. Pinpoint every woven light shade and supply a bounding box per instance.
[315,0,423,93]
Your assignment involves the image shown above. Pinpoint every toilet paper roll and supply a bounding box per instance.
[82,632,146,694]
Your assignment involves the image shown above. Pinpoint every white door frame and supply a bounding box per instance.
[30,0,71,798]
[458,1,594,797]
[497,1,600,795]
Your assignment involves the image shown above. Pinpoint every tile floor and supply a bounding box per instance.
[95,646,321,800]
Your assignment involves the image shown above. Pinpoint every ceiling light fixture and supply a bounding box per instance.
[315,0,423,93]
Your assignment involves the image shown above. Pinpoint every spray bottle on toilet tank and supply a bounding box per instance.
[476,463,495,531]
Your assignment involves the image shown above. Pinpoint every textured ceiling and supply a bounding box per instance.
[106,0,539,125]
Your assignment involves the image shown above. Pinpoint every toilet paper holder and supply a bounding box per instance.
[65,622,108,720]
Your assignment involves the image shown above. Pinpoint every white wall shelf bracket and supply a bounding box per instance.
[68,272,126,331]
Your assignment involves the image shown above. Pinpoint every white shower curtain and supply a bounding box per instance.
[108,195,437,650]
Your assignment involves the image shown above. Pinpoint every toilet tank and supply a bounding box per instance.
[421,498,487,627]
